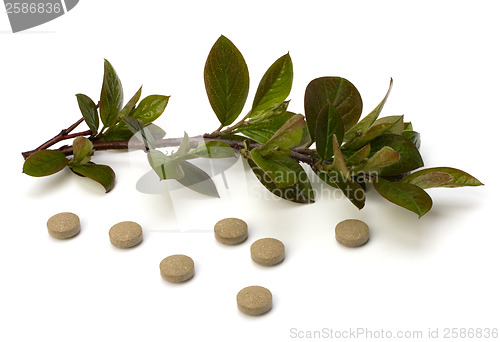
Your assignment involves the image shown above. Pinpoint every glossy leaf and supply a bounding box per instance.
[316,168,365,209]
[344,78,393,143]
[102,122,165,142]
[342,122,394,151]
[131,95,169,125]
[23,150,69,177]
[400,167,483,188]
[236,111,295,144]
[355,146,400,173]
[124,116,156,149]
[250,53,293,118]
[70,137,93,166]
[204,35,249,126]
[176,160,219,197]
[100,59,123,128]
[346,144,371,166]
[118,86,142,120]
[315,104,344,160]
[373,176,432,217]
[76,94,99,135]
[259,115,305,156]
[304,77,362,141]
[373,115,404,135]
[248,158,314,203]
[402,130,421,149]
[147,150,184,180]
[70,163,116,193]
[250,149,298,188]
[369,134,424,176]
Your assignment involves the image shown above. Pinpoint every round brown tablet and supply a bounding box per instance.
[214,218,248,245]
[250,238,285,266]
[46,212,80,239]
[160,254,195,283]
[109,221,143,248]
[237,286,272,316]
[335,219,370,247]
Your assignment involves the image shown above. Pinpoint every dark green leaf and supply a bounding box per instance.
[118,86,142,120]
[344,78,392,142]
[204,35,249,126]
[248,158,314,204]
[70,163,115,193]
[315,168,365,209]
[124,116,156,149]
[304,77,362,141]
[354,146,400,174]
[250,149,298,188]
[235,111,295,143]
[315,104,344,160]
[402,130,421,149]
[131,95,169,124]
[70,137,93,166]
[400,167,483,188]
[259,114,305,156]
[100,59,123,128]
[76,94,99,135]
[250,53,293,118]
[373,176,432,217]
[147,150,184,180]
[176,160,219,197]
[369,134,424,176]
[23,150,69,177]
[342,122,394,151]
[345,144,371,167]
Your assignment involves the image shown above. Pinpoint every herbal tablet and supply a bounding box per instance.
[214,218,248,245]
[237,286,272,316]
[109,221,143,248]
[250,238,285,266]
[46,212,80,239]
[160,254,195,283]
[335,219,370,247]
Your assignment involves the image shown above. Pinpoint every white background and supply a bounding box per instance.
[1,1,499,341]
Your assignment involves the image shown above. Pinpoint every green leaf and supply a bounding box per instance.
[131,95,169,124]
[235,111,295,144]
[174,132,191,157]
[354,146,400,174]
[373,176,432,217]
[400,167,483,188]
[369,134,424,176]
[315,168,365,209]
[248,158,314,204]
[101,122,166,142]
[250,149,298,188]
[315,104,344,160]
[204,35,249,126]
[259,114,305,156]
[100,59,124,128]
[176,160,219,197]
[345,144,371,167]
[250,53,293,118]
[342,122,395,151]
[76,94,99,135]
[70,137,93,166]
[404,122,413,131]
[23,150,69,177]
[147,150,184,180]
[70,163,115,193]
[124,116,156,149]
[304,77,362,141]
[187,141,236,159]
[344,78,392,142]
[402,130,421,149]
[118,86,142,120]
[373,115,404,135]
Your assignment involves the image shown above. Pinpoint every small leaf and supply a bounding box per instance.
[250,53,293,118]
[373,115,404,135]
[176,160,219,197]
[235,111,295,143]
[132,95,169,124]
[187,141,236,159]
[204,35,250,126]
[250,149,298,188]
[400,167,483,188]
[101,122,166,142]
[174,132,191,157]
[354,146,400,174]
[70,137,93,166]
[23,150,69,177]
[100,59,124,128]
[369,134,424,176]
[315,104,344,160]
[342,122,394,151]
[118,86,142,120]
[373,176,432,217]
[70,163,116,193]
[124,116,156,149]
[316,168,365,209]
[76,94,99,135]
[346,144,371,166]
[259,115,305,156]
[304,77,362,141]
[248,158,314,204]
[344,78,392,142]
[147,150,184,180]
